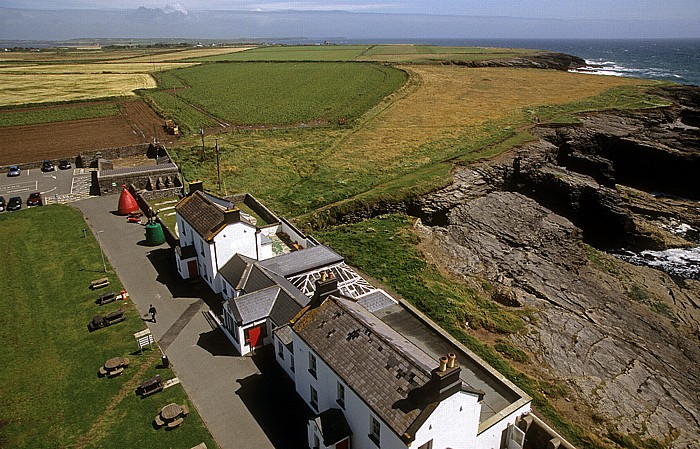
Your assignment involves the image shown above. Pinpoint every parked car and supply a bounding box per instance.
[7,165,20,177]
[0,196,5,212]
[27,192,43,207]
[41,160,55,172]
[7,196,22,211]
[58,159,72,170]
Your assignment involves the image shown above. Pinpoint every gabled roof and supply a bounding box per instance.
[175,190,254,242]
[226,286,280,325]
[219,253,256,287]
[259,245,344,277]
[293,296,456,441]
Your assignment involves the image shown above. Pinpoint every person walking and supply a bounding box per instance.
[148,304,157,323]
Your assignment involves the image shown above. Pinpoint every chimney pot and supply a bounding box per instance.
[448,353,456,368]
[439,356,448,372]
[321,271,327,281]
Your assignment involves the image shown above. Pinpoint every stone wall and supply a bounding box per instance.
[97,164,181,195]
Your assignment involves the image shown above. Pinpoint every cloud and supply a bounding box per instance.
[164,2,188,15]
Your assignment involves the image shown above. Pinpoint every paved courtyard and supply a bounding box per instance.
[75,195,309,449]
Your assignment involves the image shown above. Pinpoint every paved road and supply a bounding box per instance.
[75,195,309,449]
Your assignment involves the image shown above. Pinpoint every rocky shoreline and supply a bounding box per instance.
[412,85,700,448]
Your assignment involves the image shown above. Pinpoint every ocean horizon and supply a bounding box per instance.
[2,37,699,86]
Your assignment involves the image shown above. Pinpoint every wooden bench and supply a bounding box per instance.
[96,291,116,305]
[181,404,189,416]
[167,417,184,429]
[90,277,110,290]
[107,367,124,377]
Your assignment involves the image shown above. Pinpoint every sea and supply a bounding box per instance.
[341,38,700,86]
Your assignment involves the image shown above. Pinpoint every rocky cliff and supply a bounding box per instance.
[413,86,700,448]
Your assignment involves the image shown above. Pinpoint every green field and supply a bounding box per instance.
[190,44,534,63]
[165,62,407,126]
[0,206,217,449]
[192,45,371,62]
[0,102,119,127]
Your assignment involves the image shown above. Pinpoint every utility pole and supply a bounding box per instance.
[200,127,205,161]
[215,138,221,191]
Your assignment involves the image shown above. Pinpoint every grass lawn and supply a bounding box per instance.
[192,45,371,62]
[0,205,217,449]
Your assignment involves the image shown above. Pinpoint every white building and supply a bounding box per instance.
[273,275,532,449]
[172,185,563,449]
[174,183,313,294]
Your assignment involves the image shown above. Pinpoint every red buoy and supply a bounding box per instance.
[117,185,139,215]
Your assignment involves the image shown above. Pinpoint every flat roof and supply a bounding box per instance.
[372,303,524,423]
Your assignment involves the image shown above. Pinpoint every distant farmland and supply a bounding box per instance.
[147,62,407,128]
[190,44,535,63]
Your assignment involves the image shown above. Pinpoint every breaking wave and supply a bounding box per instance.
[570,59,686,82]
[616,247,700,280]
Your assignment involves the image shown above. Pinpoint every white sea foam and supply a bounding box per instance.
[616,247,700,280]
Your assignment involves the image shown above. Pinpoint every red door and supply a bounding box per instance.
[248,325,262,348]
[187,260,198,278]
[336,439,349,449]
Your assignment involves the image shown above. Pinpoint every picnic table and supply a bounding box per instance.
[154,402,189,429]
[98,356,130,377]
[138,374,163,397]
[87,309,125,332]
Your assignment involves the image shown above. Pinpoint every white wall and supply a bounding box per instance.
[274,336,296,381]
[292,334,408,449]
[476,402,532,449]
[412,391,481,449]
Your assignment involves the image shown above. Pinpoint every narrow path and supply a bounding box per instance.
[159,300,206,352]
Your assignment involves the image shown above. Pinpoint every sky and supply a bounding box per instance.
[0,1,698,40]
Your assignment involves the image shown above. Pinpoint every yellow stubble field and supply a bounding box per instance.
[328,65,652,171]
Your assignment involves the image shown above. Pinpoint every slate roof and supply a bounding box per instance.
[226,263,310,326]
[226,286,279,324]
[293,296,451,441]
[273,323,294,347]
[313,408,352,446]
[219,253,255,287]
[259,245,344,277]
[175,190,253,242]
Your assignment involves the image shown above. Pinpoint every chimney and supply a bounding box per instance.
[431,354,462,401]
[224,208,241,224]
[188,180,203,195]
[309,271,339,308]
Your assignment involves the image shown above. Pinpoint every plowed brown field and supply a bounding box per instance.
[0,100,171,165]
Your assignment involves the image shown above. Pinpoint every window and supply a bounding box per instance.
[418,441,433,449]
[336,381,345,408]
[309,353,317,378]
[277,340,284,359]
[310,385,318,410]
[290,353,295,372]
[369,416,381,446]
[244,324,268,346]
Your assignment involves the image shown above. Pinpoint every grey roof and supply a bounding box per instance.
[226,286,280,325]
[293,296,459,441]
[273,323,294,347]
[219,253,255,287]
[313,408,352,446]
[240,264,277,293]
[259,245,343,277]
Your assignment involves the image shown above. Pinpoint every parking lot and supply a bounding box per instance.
[0,165,92,209]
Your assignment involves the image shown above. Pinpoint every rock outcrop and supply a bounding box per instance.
[413,86,700,448]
